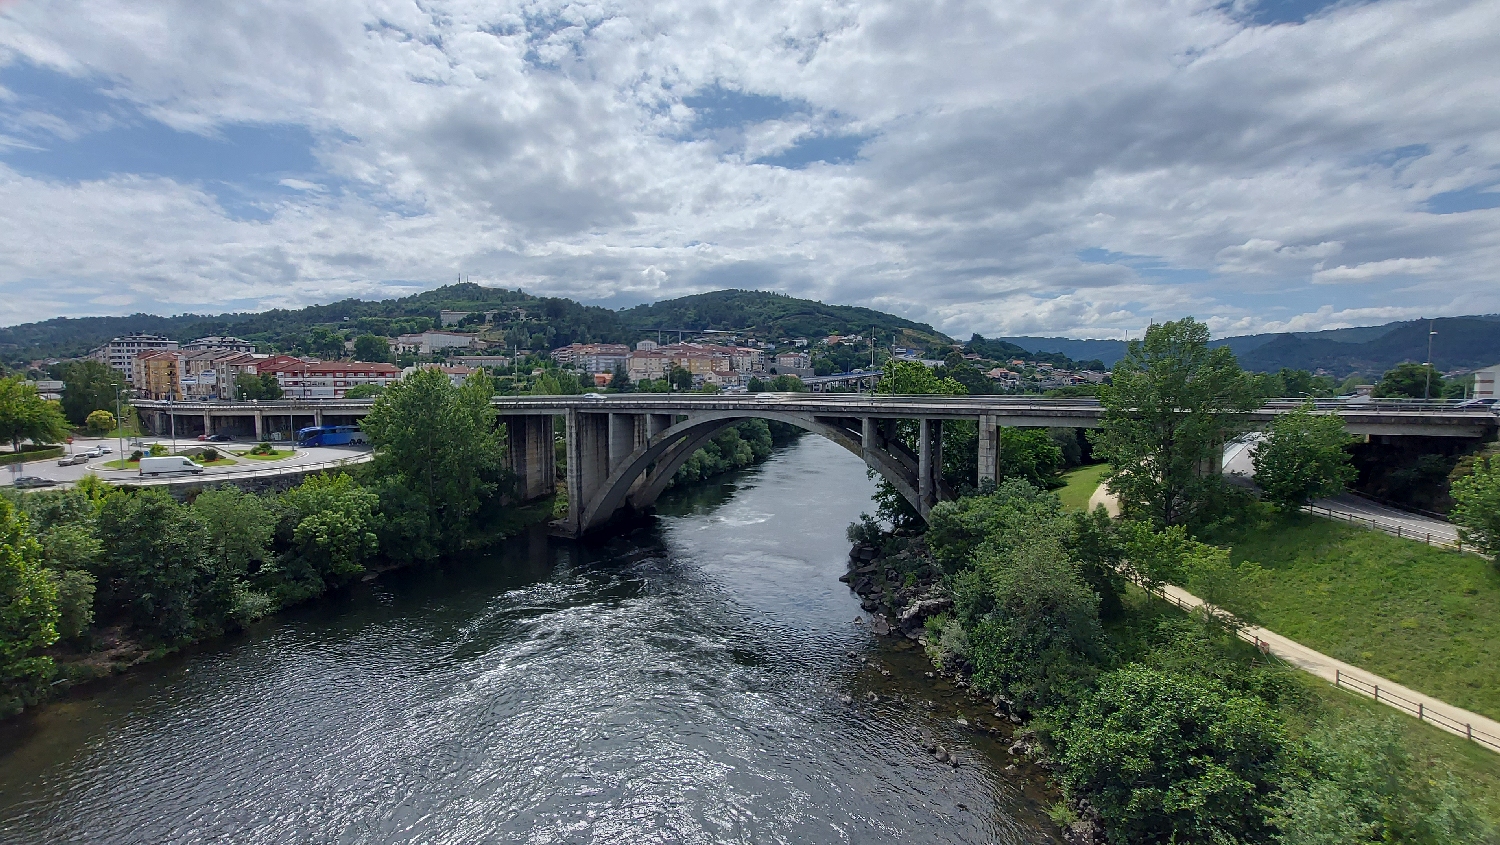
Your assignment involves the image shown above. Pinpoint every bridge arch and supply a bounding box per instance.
[570,409,932,535]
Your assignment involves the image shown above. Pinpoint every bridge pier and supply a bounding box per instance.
[504,415,556,501]
[977,413,999,487]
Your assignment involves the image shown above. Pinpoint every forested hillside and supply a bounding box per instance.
[617,290,952,349]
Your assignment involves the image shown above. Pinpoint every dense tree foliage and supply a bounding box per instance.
[361,367,508,560]
[0,499,59,712]
[1092,318,1257,528]
[1450,454,1500,557]
[1056,665,1285,844]
[1252,405,1357,510]
[0,375,71,453]
[352,334,392,363]
[234,371,284,400]
[1373,362,1445,400]
[50,360,128,425]
[617,289,948,350]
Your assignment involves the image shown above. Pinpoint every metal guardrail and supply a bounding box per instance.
[1137,575,1500,754]
[1334,669,1500,752]
[1299,503,1465,551]
[121,454,373,487]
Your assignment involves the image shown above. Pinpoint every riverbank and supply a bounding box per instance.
[0,435,1058,844]
[5,492,561,721]
[844,487,1500,843]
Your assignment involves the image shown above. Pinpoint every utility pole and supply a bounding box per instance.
[1424,320,1437,400]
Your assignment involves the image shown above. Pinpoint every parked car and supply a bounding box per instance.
[57,454,90,466]
[12,476,58,488]
[207,433,233,442]
[138,455,204,476]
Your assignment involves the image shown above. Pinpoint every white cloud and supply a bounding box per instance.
[1311,256,1444,284]
[0,0,1496,338]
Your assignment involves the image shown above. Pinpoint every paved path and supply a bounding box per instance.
[1091,475,1498,751]
[1155,581,1500,752]
[1,437,372,488]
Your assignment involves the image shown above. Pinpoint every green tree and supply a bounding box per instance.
[610,362,633,393]
[352,334,392,363]
[0,499,60,707]
[1252,405,1357,510]
[768,374,808,392]
[1056,665,1285,845]
[280,474,381,587]
[1373,362,1445,400]
[85,409,116,435]
[95,489,208,642]
[1450,455,1500,557]
[361,368,506,558]
[746,376,767,393]
[1091,318,1257,527]
[997,428,1064,487]
[54,360,128,425]
[0,375,71,453]
[344,383,384,399]
[193,488,276,580]
[670,365,694,392]
[259,372,284,399]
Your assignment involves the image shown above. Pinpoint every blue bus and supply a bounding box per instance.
[296,425,367,447]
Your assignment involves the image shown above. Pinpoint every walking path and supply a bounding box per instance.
[1153,580,1500,752]
[1091,478,1500,753]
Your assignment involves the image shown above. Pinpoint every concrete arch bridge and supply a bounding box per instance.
[134,395,1497,538]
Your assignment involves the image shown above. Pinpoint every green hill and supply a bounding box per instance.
[617,290,952,350]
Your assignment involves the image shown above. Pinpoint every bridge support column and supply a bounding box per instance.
[647,414,674,439]
[253,412,264,442]
[565,411,610,534]
[203,412,213,437]
[506,415,556,501]
[918,417,930,513]
[609,413,638,472]
[313,410,324,428]
[977,413,999,487]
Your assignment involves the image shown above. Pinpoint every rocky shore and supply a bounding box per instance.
[841,536,1103,845]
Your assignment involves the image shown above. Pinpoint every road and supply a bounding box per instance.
[1,437,373,488]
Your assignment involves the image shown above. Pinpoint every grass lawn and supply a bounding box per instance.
[1215,511,1500,721]
[1055,463,1110,510]
[234,448,295,461]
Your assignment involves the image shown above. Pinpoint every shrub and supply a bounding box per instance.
[1056,665,1285,844]
[85,409,116,435]
[200,448,219,462]
[250,442,275,456]
[129,450,143,462]
[148,444,168,457]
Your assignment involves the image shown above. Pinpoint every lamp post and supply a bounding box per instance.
[115,387,125,462]
[1423,320,1437,401]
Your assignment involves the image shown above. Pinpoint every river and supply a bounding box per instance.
[0,436,1059,844]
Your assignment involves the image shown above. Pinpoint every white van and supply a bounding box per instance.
[138,456,205,476]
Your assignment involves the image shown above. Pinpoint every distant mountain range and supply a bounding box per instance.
[4,283,1495,380]
[1003,315,1500,378]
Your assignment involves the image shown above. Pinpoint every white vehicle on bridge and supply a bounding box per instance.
[138,455,205,476]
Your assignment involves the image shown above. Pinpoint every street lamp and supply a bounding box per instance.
[115,387,126,462]
[1423,320,1437,401]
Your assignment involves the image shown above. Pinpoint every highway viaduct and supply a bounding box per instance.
[134,395,1497,538]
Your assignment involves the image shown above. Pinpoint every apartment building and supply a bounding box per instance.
[1474,363,1500,400]
[392,331,483,355]
[551,343,630,373]
[133,350,183,400]
[91,334,179,383]
[259,359,401,399]
[182,336,256,353]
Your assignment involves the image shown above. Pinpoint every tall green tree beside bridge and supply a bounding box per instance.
[1091,318,1256,528]
[1252,404,1357,510]
[361,367,508,560]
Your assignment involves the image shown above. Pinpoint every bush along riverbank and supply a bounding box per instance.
[0,367,555,720]
[843,481,1498,845]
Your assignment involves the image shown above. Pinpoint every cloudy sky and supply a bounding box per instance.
[1,0,1497,338]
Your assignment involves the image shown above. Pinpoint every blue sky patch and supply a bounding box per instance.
[1425,184,1500,214]
[683,86,802,130]
[1226,0,1367,26]
[755,134,866,169]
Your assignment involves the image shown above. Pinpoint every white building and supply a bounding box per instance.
[90,333,179,383]
[182,336,256,353]
[1474,363,1500,400]
[402,363,475,386]
[551,343,630,373]
[392,331,483,355]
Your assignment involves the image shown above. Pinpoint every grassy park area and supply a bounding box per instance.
[1215,512,1500,721]
[234,447,295,461]
[1055,462,1110,510]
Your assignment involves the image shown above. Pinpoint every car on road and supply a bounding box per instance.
[12,476,59,488]
[138,455,205,476]
[207,433,233,442]
[582,392,608,400]
[57,454,90,466]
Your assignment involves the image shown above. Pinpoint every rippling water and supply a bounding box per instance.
[0,437,1059,844]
